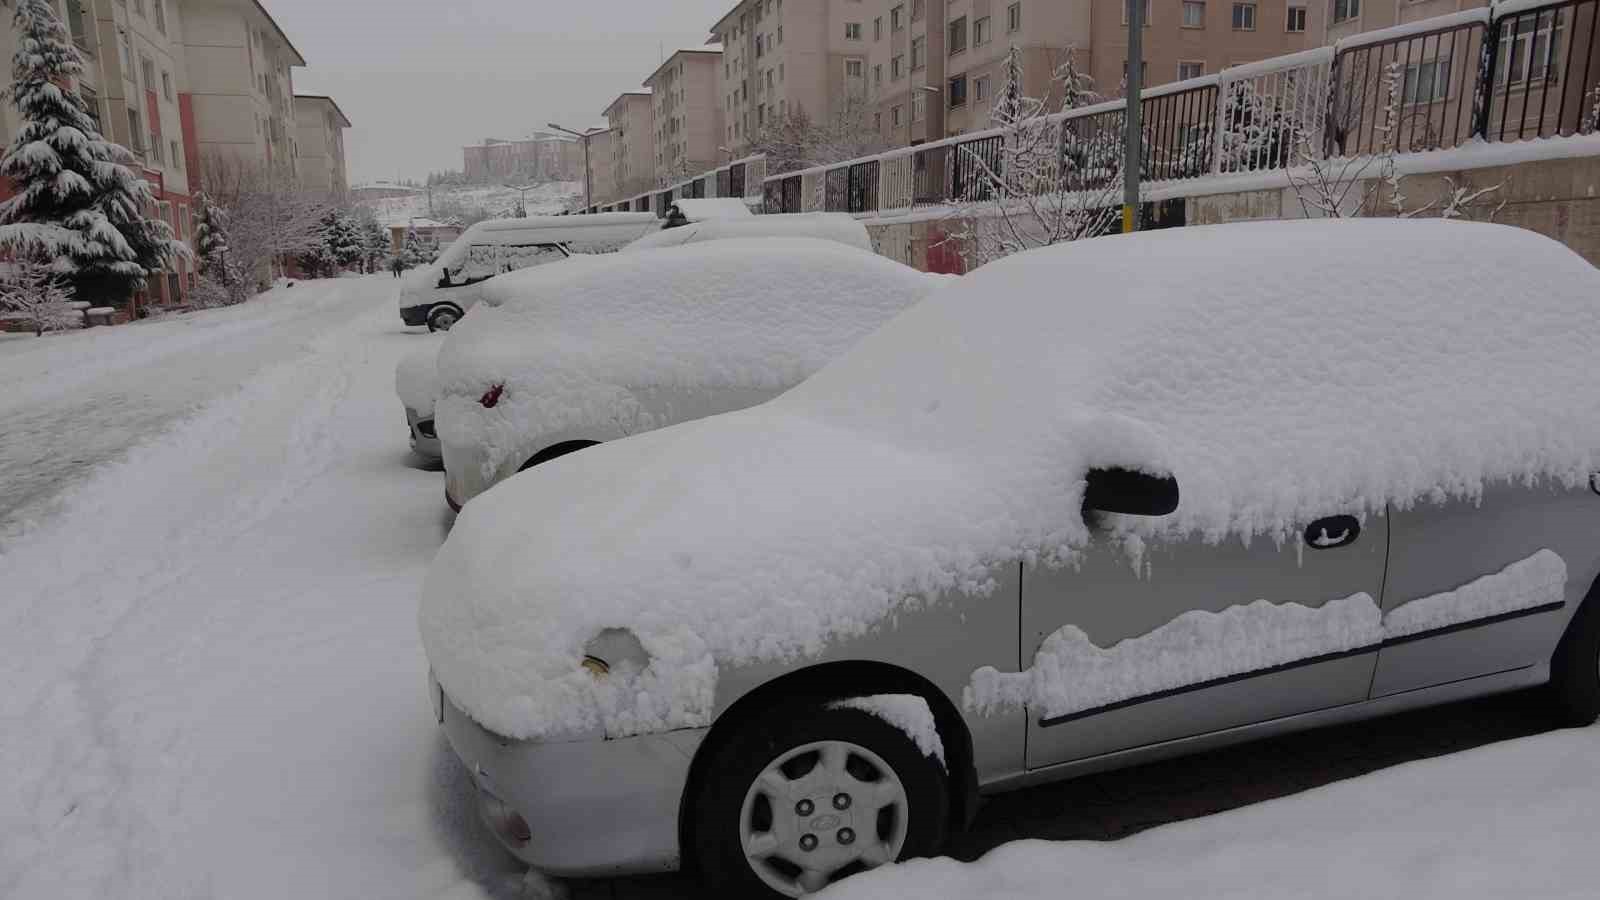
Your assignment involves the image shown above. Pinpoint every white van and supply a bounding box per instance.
[398,213,660,331]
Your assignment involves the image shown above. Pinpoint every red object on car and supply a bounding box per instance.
[480,384,504,408]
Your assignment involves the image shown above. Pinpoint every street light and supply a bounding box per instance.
[507,183,536,217]
[548,122,603,211]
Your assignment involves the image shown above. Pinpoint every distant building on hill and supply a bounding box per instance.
[462,133,585,182]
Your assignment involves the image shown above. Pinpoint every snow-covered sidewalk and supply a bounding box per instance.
[822,721,1600,899]
[0,275,524,900]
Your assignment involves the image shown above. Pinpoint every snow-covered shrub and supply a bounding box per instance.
[1,259,81,335]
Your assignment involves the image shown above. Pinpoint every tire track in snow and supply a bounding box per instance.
[0,277,398,900]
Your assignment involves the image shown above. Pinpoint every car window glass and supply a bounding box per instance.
[461,244,499,281]
[501,243,567,273]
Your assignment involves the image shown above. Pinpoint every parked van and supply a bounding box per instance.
[398,213,660,331]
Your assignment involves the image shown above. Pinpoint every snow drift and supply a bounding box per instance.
[393,341,442,415]
[421,219,1600,741]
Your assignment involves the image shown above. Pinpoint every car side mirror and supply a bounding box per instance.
[1084,467,1179,517]
[436,273,451,289]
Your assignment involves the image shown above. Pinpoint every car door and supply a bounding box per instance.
[1371,480,1600,698]
[1020,510,1388,770]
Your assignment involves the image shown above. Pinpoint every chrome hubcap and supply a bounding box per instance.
[739,740,910,897]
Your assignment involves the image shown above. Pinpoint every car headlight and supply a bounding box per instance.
[582,628,649,678]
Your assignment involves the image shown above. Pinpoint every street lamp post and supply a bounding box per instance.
[1124,0,1144,233]
[507,183,536,217]
[548,122,600,211]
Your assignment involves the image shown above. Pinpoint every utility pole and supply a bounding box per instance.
[1123,0,1143,233]
[548,122,596,211]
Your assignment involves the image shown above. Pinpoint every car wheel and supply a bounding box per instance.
[689,703,949,898]
[1547,585,1600,726]
[427,305,461,332]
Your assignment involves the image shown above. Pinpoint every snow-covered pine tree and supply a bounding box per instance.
[323,210,364,271]
[193,192,229,269]
[1,258,81,335]
[0,0,186,303]
[356,210,390,273]
[401,226,434,268]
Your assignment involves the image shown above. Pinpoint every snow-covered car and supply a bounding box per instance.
[395,342,444,460]
[434,237,944,510]
[398,213,658,332]
[420,219,1600,896]
[624,212,873,254]
[662,197,756,228]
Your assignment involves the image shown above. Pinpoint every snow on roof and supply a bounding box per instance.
[421,219,1600,742]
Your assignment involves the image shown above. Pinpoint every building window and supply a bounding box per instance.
[974,16,990,45]
[1178,60,1205,80]
[975,75,989,101]
[1495,9,1565,85]
[140,57,156,92]
[845,22,862,40]
[153,0,167,34]
[892,105,902,126]
[65,0,93,53]
[949,73,967,107]
[846,58,864,78]
[1232,3,1256,30]
[875,111,882,131]
[80,85,102,133]
[911,0,924,22]
[777,25,783,44]
[1122,60,1149,83]
[891,4,903,31]
[874,17,883,40]
[891,55,903,79]
[1332,0,1359,24]
[1007,2,1022,32]
[1183,1,1205,28]
[767,69,774,88]
[874,63,883,85]
[1403,58,1450,104]
[1123,0,1151,25]
[911,91,925,122]
[119,30,132,70]
[948,16,967,55]
[127,107,143,154]
[780,62,784,80]
[161,71,173,101]
[911,36,925,70]
[1286,4,1307,31]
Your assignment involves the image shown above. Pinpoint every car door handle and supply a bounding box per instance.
[1305,515,1360,550]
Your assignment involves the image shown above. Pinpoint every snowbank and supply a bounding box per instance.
[818,721,1600,900]
[393,341,443,415]
[421,219,1600,741]
[430,237,941,479]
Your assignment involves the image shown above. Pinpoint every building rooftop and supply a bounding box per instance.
[643,46,725,86]
[293,94,351,128]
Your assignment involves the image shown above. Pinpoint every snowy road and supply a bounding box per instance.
[0,276,529,900]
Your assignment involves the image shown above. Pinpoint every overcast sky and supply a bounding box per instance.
[269,0,734,184]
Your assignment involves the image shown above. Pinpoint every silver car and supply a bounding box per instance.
[421,220,1600,897]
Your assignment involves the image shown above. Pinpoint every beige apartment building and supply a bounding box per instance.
[584,127,617,208]
[603,90,655,199]
[1324,0,1483,42]
[293,94,351,195]
[180,0,305,173]
[645,47,726,186]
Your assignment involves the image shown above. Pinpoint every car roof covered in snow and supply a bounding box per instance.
[421,219,1600,741]
[625,212,873,253]
[435,213,660,270]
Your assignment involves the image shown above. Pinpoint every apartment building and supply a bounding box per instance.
[1324,0,1481,42]
[603,90,655,200]
[1,0,351,312]
[645,47,725,186]
[711,0,880,155]
[293,94,350,195]
[179,0,304,173]
[461,133,585,183]
[584,127,616,208]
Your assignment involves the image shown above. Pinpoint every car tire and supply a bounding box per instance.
[426,305,462,333]
[1547,584,1600,726]
[688,702,949,898]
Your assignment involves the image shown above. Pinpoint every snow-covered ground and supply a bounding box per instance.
[367,181,581,228]
[822,721,1600,900]
[0,275,531,900]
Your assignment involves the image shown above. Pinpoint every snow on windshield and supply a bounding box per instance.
[421,219,1600,742]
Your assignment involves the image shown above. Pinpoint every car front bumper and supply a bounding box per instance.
[432,672,706,877]
[400,303,432,327]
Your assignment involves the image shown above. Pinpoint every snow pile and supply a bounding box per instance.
[625,213,874,253]
[829,695,946,766]
[819,723,1600,899]
[430,237,940,481]
[668,198,755,221]
[967,594,1382,720]
[421,219,1600,742]
[394,341,443,415]
[1385,548,1567,639]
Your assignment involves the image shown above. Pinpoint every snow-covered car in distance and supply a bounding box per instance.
[421,219,1600,896]
[434,237,945,510]
[395,341,444,461]
[398,213,658,332]
[624,212,873,254]
[661,197,756,228]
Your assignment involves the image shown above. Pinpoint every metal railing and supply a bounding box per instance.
[585,0,1600,220]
